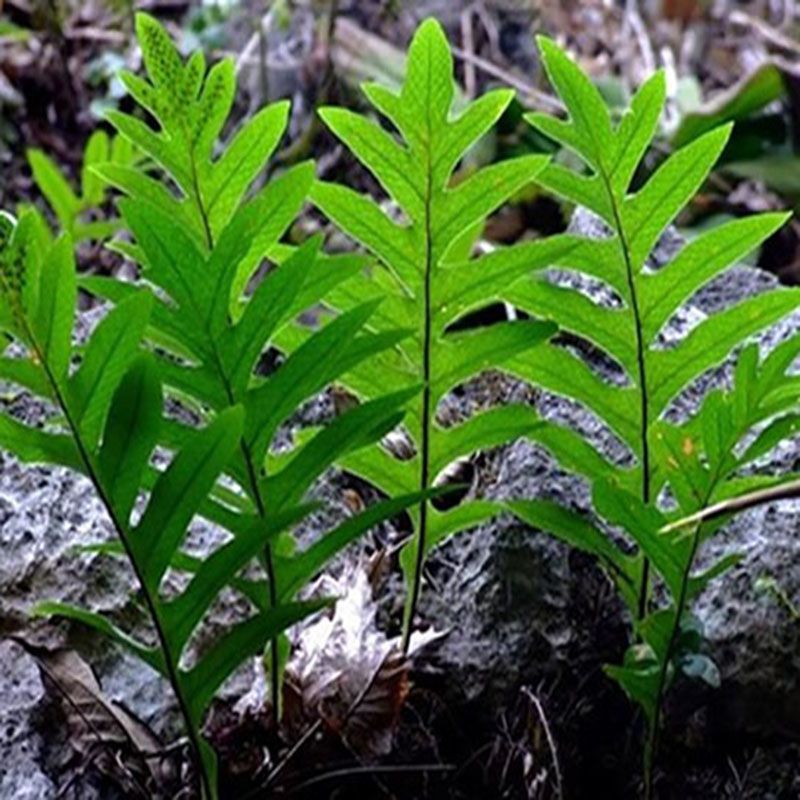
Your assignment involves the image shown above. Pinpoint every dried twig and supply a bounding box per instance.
[461,4,477,100]
[450,45,564,114]
[522,686,563,800]
[660,476,800,533]
[248,718,323,797]
[236,5,275,78]
[282,763,455,794]
[730,9,800,56]
[63,27,128,45]
[780,0,796,29]
[473,0,501,62]
[623,0,656,76]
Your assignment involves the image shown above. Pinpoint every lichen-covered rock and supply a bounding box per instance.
[0,641,56,800]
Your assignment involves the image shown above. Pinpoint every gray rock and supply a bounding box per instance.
[0,442,183,796]
[691,503,800,739]
[417,435,604,707]
[0,641,55,800]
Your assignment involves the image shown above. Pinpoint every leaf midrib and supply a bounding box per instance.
[180,168,285,715]
[586,120,652,620]
[403,38,436,652]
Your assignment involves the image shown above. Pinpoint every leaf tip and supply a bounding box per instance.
[414,17,447,44]
[535,34,560,60]
[133,10,159,41]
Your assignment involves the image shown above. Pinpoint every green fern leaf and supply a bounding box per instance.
[94,13,434,722]
[310,18,573,645]
[27,130,133,242]
[511,37,795,594]
[516,37,799,791]
[97,354,163,522]
[69,293,153,447]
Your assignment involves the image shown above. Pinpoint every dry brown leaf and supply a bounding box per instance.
[13,638,170,797]
[282,566,441,759]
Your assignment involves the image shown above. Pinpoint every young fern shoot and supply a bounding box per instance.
[0,213,323,799]
[639,336,800,774]
[88,14,428,711]
[26,131,135,243]
[507,37,799,795]
[309,19,573,647]
[597,336,800,795]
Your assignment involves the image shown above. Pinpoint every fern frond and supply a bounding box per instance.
[512,38,799,794]
[512,37,795,604]
[310,18,577,646]
[92,13,431,715]
[0,214,331,799]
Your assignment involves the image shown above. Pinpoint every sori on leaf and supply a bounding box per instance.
[81,13,434,729]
